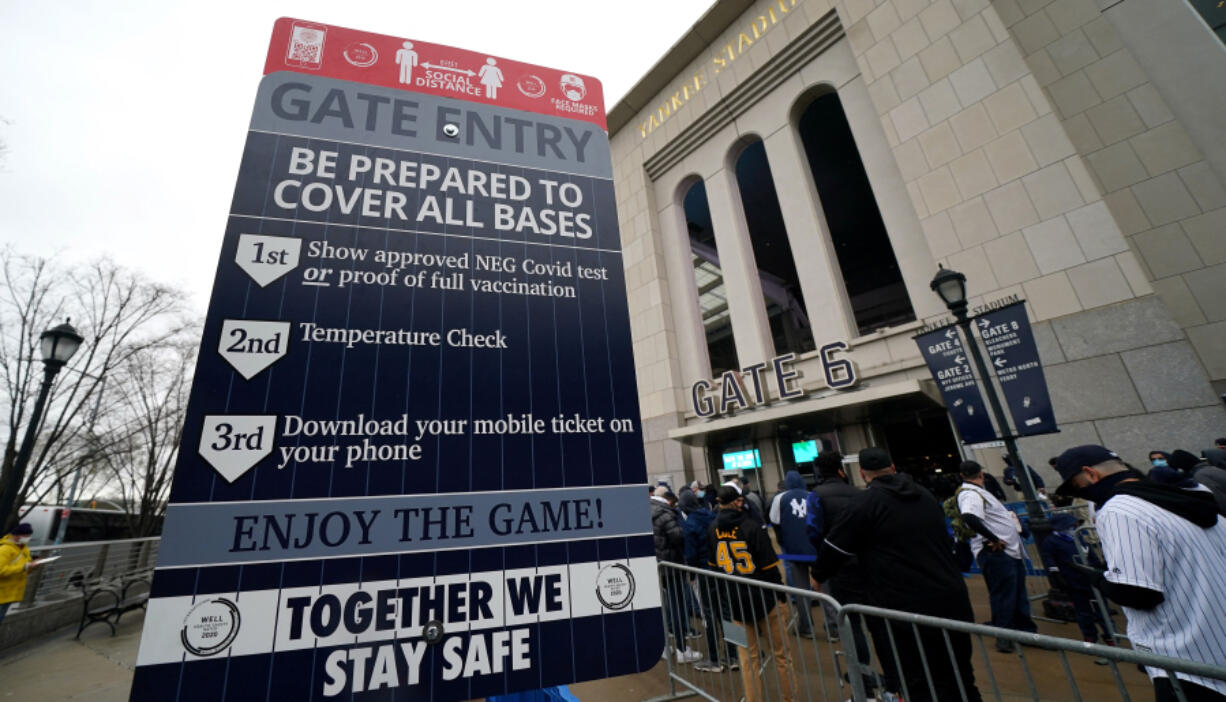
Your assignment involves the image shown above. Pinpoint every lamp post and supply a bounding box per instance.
[929,266,1050,543]
[0,320,85,531]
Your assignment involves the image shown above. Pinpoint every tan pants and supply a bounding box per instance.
[736,602,797,702]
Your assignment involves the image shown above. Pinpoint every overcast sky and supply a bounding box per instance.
[0,1,704,313]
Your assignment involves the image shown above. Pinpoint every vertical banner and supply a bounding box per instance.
[914,326,997,444]
[130,17,663,702]
[974,303,1058,437]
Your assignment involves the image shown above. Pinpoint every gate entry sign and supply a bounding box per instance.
[131,18,663,701]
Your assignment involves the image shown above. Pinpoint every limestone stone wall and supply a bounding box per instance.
[608,0,1226,482]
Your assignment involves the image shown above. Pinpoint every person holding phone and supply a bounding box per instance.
[0,523,41,624]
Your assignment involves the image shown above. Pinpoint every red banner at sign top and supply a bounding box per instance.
[265,17,607,130]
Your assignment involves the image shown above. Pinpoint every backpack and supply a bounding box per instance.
[943,486,986,542]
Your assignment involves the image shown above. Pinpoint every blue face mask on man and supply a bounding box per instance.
[1152,458,1168,467]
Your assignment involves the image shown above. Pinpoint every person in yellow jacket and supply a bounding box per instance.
[0,523,42,623]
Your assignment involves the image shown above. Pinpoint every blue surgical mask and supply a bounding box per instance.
[697,491,705,498]
[1152,458,1168,467]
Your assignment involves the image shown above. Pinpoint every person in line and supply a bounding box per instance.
[1004,454,1047,500]
[721,477,766,525]
[767,479,788,526]
[739,476,767,525]
[0,523,41,624]
[1038,512,1115,652]
[956,460,1036,651]
[680,491,738,673]
[768,470,816,639]
[1170,450,1226,514]
[708,485,796,702]
[810,447,982,702]
[651,486,702,664]
[805,451,895,697]
[1055,445,1226,701]
[981,469,1007,502]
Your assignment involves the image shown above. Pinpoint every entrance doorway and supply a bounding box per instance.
[879,410,963,501]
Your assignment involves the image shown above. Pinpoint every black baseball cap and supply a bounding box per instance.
[959,460,984,478]
[716,484,742,505]
[859,447,892,471]
[1053,445,1119,495]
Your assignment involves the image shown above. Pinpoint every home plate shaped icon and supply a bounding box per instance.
[235,234,301,287]
[219,319,290,379]
[199,415,277,482]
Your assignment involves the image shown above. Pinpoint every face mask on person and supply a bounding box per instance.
[1078,471,1134,508]
[697,490,705,498]
[1152,458,1168,467]
[14,536,30,546]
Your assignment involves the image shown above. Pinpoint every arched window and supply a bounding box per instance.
[733,139,816,356]
[683,181,739,375]
[797,91,915,334]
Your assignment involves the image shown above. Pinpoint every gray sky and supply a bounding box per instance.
[1,1,703,313]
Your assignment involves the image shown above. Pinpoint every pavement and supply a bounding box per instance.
[0,579,1153,701]
[0,611,144,701]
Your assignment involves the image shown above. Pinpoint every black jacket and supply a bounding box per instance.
[651,498,684,563]
[707,507,783,622]
[806,474,871,603]
[811,472,973,620]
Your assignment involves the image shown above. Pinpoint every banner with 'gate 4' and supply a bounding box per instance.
[129,17,663,702]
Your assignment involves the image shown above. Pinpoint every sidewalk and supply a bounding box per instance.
[0,612,144,701]
[0,611,676,702]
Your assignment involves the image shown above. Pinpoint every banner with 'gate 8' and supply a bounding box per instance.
[129,17,663,702]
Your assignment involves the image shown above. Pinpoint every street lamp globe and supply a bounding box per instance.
[39,320,84,368]
[930,265,968,317]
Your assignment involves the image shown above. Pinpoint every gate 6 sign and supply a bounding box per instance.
[690,343,858,418]
[131,18,661,702]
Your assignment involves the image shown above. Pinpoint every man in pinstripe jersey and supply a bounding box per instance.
[1055,445,1226,701]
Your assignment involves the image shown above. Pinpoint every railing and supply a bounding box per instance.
[650,560,1226,702]
[16,537,159,611]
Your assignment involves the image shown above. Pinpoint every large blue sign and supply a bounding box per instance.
[914,326,997,444]
[131,22,662,702]
[974,303,1058,437]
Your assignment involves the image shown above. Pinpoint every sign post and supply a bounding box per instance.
[131,18,662,701]
[915,297,1059,554]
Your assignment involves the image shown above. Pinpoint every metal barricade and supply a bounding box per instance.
[837,603,1226,702]
[1073,524,1129,645]
[651,560,1226,702]
[650,561,850,702]
[17,537,159,610]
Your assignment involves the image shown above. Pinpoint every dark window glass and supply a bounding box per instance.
[734,141,816,356]
[684,181,739,375]
[798,92,915,335]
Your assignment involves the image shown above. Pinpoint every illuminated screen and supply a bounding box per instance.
[722,449,761,470]
[792,440,819,463]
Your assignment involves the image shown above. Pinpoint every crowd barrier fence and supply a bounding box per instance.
[649,560,1226,702]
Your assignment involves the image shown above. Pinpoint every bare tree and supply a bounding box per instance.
[0,248,190,531]
[94,337,196,536]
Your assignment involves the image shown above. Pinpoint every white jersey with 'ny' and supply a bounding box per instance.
[1097,493,1226,693]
